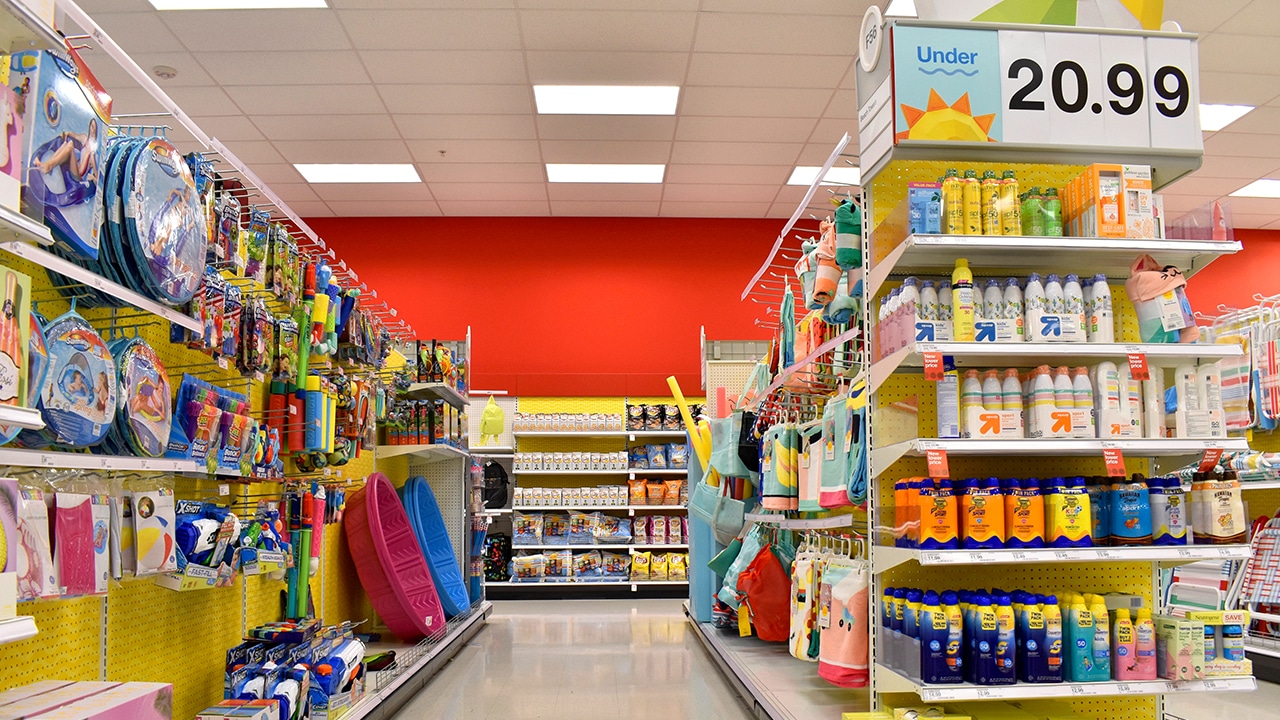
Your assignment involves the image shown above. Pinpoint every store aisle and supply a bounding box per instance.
[392,599,752,720]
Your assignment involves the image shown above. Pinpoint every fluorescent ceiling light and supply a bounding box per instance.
[295,164,421,184]
[787,166,861,186]
[884,0,918,17]
[1200,103,1254,132]
[546,164,665,183]
[1230,178,1280,198]
[148,0,326,8]
[534,86,679,115]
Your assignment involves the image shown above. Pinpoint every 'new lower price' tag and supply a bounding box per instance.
[926,448,950,477]
[1199,447,1223,472]
[1127,352,1150,381]
[922,351,945,381]
[1103,447,1126,477]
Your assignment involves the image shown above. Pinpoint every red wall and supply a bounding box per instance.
[1182,228,1280,315]
[308,217,776,396]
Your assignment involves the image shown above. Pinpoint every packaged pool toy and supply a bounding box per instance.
[36,310,116,448]
[245,208,269,284]
[111,339,171,458]
[121,136,208,305]
[214,189,240,270]
[222,283,242,360]
[130,487,176,577]
[9,49,110,261]
[55,491,109,595]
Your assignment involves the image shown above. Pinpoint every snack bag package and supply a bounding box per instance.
[542,512,568,545]
[628,478,647,505]
[650,553,669,581]
[634,516,649,545]
[627,404,645,431]
[669,553,688,581]
[664,405,681,430]
[628,446,649,470]
[511,553,545,583]
[650,515,668,545]
[647,444,669,469]
[644,405,663,430]
[573,551,602,581]
[568,511,593,544]
[668,443,689,469]
[513,512,542,546]
[545,549,572,582]
[602,551,630,580]
[631,551,651,581]
[614,518,633,544]
[647,481,665,506]
[664,480,682,506]
[592,512,618,544]
[668,517,682,545]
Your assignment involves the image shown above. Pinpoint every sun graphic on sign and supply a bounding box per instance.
[896,89,997,143]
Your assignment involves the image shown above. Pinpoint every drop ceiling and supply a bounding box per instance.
[67,0,1280,227]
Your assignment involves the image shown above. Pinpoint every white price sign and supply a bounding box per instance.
[891,24,1199,152]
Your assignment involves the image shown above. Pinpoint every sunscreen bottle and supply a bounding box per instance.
[1068,595,1094,682]
[962,169,982,235]
[981,170,1001,235]
[1113,608,1138,680]
[1086,594,1112,682]
[952,259,976,342]
[918,478,959,550]
[942,169,963,235]
[963,477,1005,549]
[1151,475,1188,545]
[1042,595,1065,683]
[999,170,1020,235]
[1048,476,1093,548]
[1134,608,1157,679]
[941,591,964,683]
[1109,473,1153,546]
[1005,477,1044,548]
[921,590,953,684]
[974,593,998,684]
[1088,476,1110,547]
[993,594,1017,684]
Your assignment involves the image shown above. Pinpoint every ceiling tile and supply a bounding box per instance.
[1197,72,1280,106]
[1150,176,1245,198]
[77,0,155,11]
[546,184,663,202]
[196,51,369,86]
[291,201,336,218]
[664,164,791,185]
[107,86,239,117]
[519,0,696,8]
[330,0,514,6]
[377,84,532,115]
[524,51,688,84]
[1215,197,1280,215]
[670,141,801,166]
[694,13,853,55]
[699,0,866,15]
[686,53,848,89]
[268,183,322,203]
[1208,106,1280,136]
[660,201,768,218]
[194,115,263,142]
[519,10,696,52]
[227,85,387,116]
[415,163,546,183]
[550,200,661,216]
[766,202,798,218]
[1205,132,1280,159]
[337,9,521,50]
[825,89,859,119]
[407,139,543,163]
[675,117,817,144]
[272,139,412,164]
[243,164,306,185]
[83,51,214,89]
[437,200,550,216]
[395,114,538,140]
[324,200,443,216]
[681,87,833,119]
[89,11,187,52]
[663,184,779,203]
[1212,1,1280,35]
[538,139,671,164]
[1158,195,1211,214]
[536,116,676,142]
[360,50,527,85]
[216,140,286,165]
[252,114,401,141]
[810,118,857,147]
[1211,212,1275,229]
[795,142,858,165]
[1199,34,1280,76]
[428,183,546,201]
[1189,154,1280,180]
[160,9,352,51]
[311,183,434,202]
[1163,0,1252,32]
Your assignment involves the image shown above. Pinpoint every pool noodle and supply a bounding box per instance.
[286,529,301,617]
[665,375,711,470]
[296,528,311,617]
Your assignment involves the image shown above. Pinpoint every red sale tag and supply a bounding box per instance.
[1102,448,1126,477]
[922,351,944,382]
[1199,447,1223,472]
[1127,353,1150,381]
[926,448,950,478]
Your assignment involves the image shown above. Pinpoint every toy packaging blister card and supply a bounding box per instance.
[0,266,31,413]
[0,83,24,211]
[108,493,128,579]
[10,485,56,598]
[0,313,47,447]
[244,208,269,284]
[55,492,109,595]
[222,284,242,360]
[9,50,110,261]
[214,190,240,268]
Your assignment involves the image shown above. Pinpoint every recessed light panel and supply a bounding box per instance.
[1199,104,1254,132]
[787,166,861,186]
[546,164,666,183]
[1230,179,1280,198]
[149,0,326,9]
[534,86,679,115]
[295,164,421,184]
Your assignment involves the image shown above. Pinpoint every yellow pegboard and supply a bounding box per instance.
[0,596,103,687]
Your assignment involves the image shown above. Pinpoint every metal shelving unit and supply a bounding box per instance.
[405,382,469,408]
[874,664,1255,701]
[374,444,469,462]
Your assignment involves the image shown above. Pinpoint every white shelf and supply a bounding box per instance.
[514,430,686,439]
[630,469,688,476]
[871,341,1244,394]
[0,0,63,56]
[471,446,513,456]
[0,448,202,473]
[0,615,36,645]
[1245,639,1280,659]
[744,513,854,530]
[874,664,1255,701]
[872,544,1251,574]
[512,505,686,514]
[404,382,468,408]
[487,580,687,588]
[866,234,1241,299]
[514,470,630,476]
[871,437,1248,473]
[513,543,688,551]
[0,240,203,332]
[477,508,512,516]
[376,444,468,462]
[0,405,43,431]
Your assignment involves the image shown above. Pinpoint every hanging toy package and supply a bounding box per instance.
[244,208,270,285]
[110,338,171,458]
[35,310,117,448]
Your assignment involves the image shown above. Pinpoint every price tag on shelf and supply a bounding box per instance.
[1103,447,1126,477]
[975,688,992,698]
[1010,551,1029,561]
[926,448,950,478]
[1199,447,1223,472]
[1127,352,1150,381]
[922,351,944,381]
[920,688,943,702]
[219,484,230,496]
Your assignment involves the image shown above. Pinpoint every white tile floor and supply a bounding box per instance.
[394,599,1279,720]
